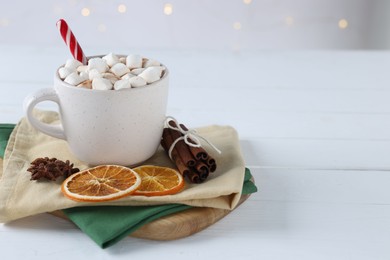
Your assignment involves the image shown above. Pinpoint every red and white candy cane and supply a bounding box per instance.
[56,19,87,65]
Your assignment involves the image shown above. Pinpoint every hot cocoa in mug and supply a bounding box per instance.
[23,54,169,166]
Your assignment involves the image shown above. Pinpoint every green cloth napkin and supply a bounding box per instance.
[0,124,257,248]
[63,169,257,248]
[0,124,15,158]
[65,204,192,248]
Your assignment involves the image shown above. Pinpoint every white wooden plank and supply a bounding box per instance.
[168,87,390,114]
[4,104,390,141]
[249,168,390,203]
[3,85,390,138]
[222,200,390,260]
[0,82,56,123]
[219,168,390,258]
[1,108,388,170]
[4,83,390,114]
[242,138,390,169]
[162,50,390,90]
[1,47,390,90]
[2,109,389,170]
[169,109,390,140]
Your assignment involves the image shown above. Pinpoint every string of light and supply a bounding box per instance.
[0,1,349,31]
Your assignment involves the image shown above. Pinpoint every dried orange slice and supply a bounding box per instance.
[132,165,184,196]
[61,165,141,202]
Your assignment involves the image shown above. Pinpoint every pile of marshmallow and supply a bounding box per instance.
[58,53,165,90]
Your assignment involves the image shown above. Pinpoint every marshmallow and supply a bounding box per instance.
[92,78,113,90]
[77,65,89,73]
[110,63,130,77]
[126,54,142,69]
[65,59,83,71]
[88,69,102,80]
[58,67,73,79]
[128,76,147,88]
[143,59,160,68]
[61,54,164,89]
[79,72,89,81]
[88,58,108,73]
[102,72,119,84]
[153,65,165,73]
[121,73,136,80]
[102,53,120,67]
[114,79,131,90]
[77,80,92,89]
[64,72,88,86]
[130,68,146,75]
[139,66,163,83]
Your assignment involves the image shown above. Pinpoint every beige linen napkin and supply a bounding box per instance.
[0,110,245,223]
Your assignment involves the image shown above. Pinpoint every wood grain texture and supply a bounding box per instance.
[50,193,251,241]
[128,194,249,240]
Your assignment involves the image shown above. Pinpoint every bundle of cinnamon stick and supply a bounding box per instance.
[161,120,217,183]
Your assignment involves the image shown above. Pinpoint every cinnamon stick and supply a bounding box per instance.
[194,161,209,175]
[161,119,218,183]
[193,161,209,181]
[180,123,217,173]
[179,124,208,160]
[186,171,201,183]
[161,129,190,177]
[208,162,216,172]
[202,155,216,172]
[174,156,191,177]
[165,124,196,167]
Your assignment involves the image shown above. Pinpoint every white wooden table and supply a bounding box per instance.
[1,46,390,259]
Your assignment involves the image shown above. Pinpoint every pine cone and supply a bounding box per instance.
[27,157,80,181]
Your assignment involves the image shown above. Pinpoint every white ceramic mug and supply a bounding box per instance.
[23,57,169,166]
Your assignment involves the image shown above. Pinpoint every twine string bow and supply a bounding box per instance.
[165,116,222,160]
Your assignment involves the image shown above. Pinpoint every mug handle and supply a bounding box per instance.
[23,88,66,140]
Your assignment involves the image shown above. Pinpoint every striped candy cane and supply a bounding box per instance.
[56,19,87,65]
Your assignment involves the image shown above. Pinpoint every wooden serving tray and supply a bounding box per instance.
[0,158,252,240]
[50,192,251,241]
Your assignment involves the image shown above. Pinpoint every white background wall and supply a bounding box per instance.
[0,0,389,51]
